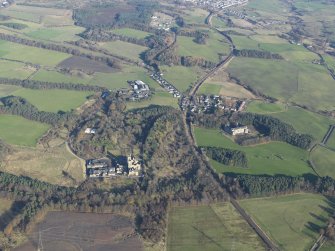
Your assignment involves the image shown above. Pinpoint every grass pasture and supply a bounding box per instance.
[0,115,50,146]
[111,28,151,39]
[227,57,335,111]
[100,40,147,61]
[26,26,84,42]
[177,31,230,62]
[2,142,85,187]
[183,8,209,25]
[240,193,331,251]
[0,40,70,66]
[0,84,21,97]
[246,101,286,114]
[0,59,36,79]
[160,65,204,92]
[310,146,335,179]
[327,132,335,150]
[32,69,91,84]
[194,127,312,176]
[167,203,265,251]
[11,88,92,113]
[0,5,73,24]
[270,106,334,142]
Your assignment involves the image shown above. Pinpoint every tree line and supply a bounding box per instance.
[0,77,105,92]
[0,23,28,30]
[0,33,118,68]
[202,146,248,168]
[225,173,335,198]
[234,49,284,60]
[0,96,77,125]
[234,113,314,149]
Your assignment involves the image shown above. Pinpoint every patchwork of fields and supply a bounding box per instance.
[0,1,335,250]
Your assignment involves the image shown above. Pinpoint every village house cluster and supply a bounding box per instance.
[182,0,248,10]
[128,80,150,101]
[86,155,142,178]
[150,72,181,98]
[181,95,245,113]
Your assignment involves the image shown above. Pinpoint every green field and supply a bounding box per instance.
[167,203,265,251]
[32,69,91,84]
[11,89,92,113]
[0,60,35,79]
[0,40,70,66]
[320,241,335,251]
[327,133,335,150]
[194,127,313,176]
[177,31,230,62]
[310,146,335,179]
[27,26,84,42]
[0,84,21,97]
[0,115,50,146]
[227,57,335,111]
[198,82,222,95]
[160,65,204,92]
[100,40,147,61]
[240,193,331,251]
[183,8,209,25]
[246,101,286,114]
[111,28,151,39]
[270,106,334,142]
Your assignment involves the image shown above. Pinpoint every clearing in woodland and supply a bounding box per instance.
[2,141,85,187]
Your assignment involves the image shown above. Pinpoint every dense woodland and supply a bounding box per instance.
[225,173,335,198]
[73,1,157,29]
[234,49,284,60]
[202,146,248,168]
[0,23,28,30]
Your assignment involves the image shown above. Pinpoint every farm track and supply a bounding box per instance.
[321,125,335,145]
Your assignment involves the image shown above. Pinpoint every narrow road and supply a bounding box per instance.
[230,199,280,251]
[182,13,280,251]
[189,54,234,97]
[321,125,335,145]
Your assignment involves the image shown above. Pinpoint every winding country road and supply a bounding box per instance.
[183,12,281,251]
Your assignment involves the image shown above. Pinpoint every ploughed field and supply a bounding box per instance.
[15,212,143,251]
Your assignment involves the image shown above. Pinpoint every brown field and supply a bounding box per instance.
[202,66,255,98]
[1,140,85,187]
[15,212,143,251]
[58,56,117,73]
